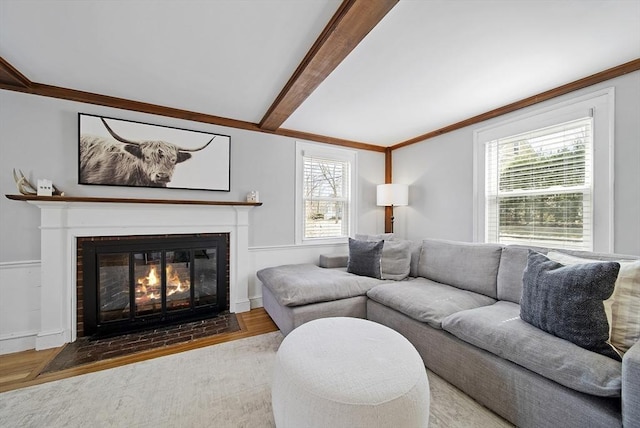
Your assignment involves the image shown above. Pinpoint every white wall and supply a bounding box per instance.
[0,89,385,352]
[393,71,640,256]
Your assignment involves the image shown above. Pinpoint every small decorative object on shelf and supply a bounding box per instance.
[246,190,259,203]
[37,179,53,196]
[13,169,64,196]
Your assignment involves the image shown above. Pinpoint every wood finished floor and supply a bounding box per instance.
[0,308,278,393]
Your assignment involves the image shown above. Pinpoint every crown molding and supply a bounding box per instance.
[0,56,31,88]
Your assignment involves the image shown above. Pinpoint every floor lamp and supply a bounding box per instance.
[376,184,408,233]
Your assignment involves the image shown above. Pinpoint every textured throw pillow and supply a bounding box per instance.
[547,251,640,354]
[520,251,621,360]
[347,238,383,279]
[379,240,412,280]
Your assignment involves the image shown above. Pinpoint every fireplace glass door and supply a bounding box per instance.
[83,235,228,337]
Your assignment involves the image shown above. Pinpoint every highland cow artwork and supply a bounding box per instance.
[79,114,230,191]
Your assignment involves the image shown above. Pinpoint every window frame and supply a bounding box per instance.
[473,88,614,252]
[295,141,357,245]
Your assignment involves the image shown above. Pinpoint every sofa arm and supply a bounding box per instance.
[319,254,348,268]
[623,340,640,427]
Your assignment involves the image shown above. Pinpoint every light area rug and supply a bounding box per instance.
[0,332,512,427]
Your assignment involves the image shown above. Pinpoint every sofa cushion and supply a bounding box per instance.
[257,264,388,307]
[347,238,383,279]
[496,245,547,303]
[547,251,640,355]
[408,240,422,278]
[366,277,496,329]
[441,301,622,397]
[521,251,621,360]
[319,254,348,269]
[418,239,502,298]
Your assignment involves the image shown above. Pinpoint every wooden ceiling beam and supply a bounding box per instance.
[259,0,399,131]
[0,56,31,88]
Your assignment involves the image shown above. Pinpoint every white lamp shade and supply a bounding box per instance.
[377,184,408,206]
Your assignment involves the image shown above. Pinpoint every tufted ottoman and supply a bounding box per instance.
[271,317,430,428]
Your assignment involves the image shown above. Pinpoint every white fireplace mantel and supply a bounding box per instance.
[12,196,260,350]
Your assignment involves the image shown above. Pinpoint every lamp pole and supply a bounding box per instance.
[377,184,408,234]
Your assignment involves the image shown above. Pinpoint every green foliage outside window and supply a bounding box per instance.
[494,121,590,244]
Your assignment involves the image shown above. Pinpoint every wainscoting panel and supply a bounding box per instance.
[0,261,41,354]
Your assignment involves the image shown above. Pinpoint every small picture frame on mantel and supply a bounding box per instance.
[246,191,259,203]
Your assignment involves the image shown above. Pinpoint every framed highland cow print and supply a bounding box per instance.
[78,113,231,191]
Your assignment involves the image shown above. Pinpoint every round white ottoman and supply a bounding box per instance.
[272,317,430,428]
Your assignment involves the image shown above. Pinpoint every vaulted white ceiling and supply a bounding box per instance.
[1,0,639,147]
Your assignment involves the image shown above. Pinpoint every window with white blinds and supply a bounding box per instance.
[303,155,350,239]
[474,88,614,252]
[296,142,356,243]
[485,117,593,250]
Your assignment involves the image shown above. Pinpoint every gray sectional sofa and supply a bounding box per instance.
[257,238,640,428]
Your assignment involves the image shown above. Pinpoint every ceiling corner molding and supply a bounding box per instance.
[0,56,32,88]
[274,127,386,152]
[391,57,640,151]
[258,0,399,131]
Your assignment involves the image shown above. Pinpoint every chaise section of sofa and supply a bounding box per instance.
[257,263,394,335]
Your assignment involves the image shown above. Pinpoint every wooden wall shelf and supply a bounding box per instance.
[5,194,262,207]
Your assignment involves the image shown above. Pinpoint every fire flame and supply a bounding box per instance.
[166,265,188,293]
[135,264,191,305]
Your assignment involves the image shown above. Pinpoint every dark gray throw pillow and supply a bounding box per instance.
[347,238,383,279]
[520,251,621,360]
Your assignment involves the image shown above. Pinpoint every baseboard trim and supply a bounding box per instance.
[249,296,263,309]
[35,329,66,351]
[232,299,251,314]
[0,330,38,355]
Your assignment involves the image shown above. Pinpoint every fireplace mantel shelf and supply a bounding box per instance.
[5,194,263,207]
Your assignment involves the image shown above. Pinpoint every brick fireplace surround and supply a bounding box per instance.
[19,196,259,350]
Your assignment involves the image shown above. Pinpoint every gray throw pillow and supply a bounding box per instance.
[520,251,621,360]
[347,238,383,279]
[379,240,412,280]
